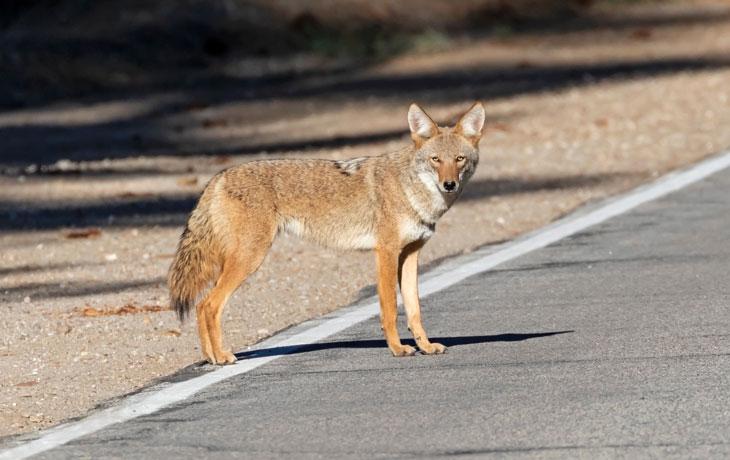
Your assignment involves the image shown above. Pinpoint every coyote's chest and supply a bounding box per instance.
[399,217,436,244]
[399,173,450,244]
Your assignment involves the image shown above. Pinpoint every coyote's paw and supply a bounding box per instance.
[208,349,237,365]
[390,344,417,357]
[419,342,447,355]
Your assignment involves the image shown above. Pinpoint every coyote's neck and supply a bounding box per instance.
[402,170,450,225]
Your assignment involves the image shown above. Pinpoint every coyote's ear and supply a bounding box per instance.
[455,102,486,145]
[408,103,439,145]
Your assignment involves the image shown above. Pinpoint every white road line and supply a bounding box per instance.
[3,149,730,459]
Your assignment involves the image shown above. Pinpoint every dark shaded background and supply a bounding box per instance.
[2,0,728,230]
[0,0,626,108]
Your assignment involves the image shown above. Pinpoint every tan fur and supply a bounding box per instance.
[168,102,486,364]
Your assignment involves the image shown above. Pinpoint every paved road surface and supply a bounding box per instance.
[32,170,730,458]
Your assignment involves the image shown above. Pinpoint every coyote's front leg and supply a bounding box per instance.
[375,246,416,356]
[398,242,446,355]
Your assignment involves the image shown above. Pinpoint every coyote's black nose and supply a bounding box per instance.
[443,181,457,191]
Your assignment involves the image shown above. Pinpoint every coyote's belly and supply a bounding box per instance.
[278,216,376,250]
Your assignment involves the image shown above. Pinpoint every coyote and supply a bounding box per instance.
[169,102,486,364]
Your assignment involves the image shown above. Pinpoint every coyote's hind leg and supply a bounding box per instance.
[199,219,275,364]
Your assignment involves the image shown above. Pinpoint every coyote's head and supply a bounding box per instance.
[408,102,485,195]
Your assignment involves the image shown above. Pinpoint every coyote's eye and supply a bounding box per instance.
[431,156,440,162]
[456,155,465,162]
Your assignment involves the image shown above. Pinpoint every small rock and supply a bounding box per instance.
[162,329,181,337]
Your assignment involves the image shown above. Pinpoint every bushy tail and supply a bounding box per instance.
[168,210,219,321]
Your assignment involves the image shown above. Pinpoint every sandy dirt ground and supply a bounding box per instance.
[2,1,730,439]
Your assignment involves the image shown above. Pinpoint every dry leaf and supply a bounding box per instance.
[16,380,38,387]
[201,118,229,128]
[630,28,653,40]
[118,305,139,314]
[176,176,198,187]
[213,155,232,165]
[118,191,155,199]
[82,307,102,317]
[162,329,181,337]
[80,304,171,317]
[64,228,102,239]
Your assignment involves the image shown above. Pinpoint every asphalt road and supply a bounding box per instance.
[34,170,730,459]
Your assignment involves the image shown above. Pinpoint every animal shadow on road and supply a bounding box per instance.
[235,330,573,359]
